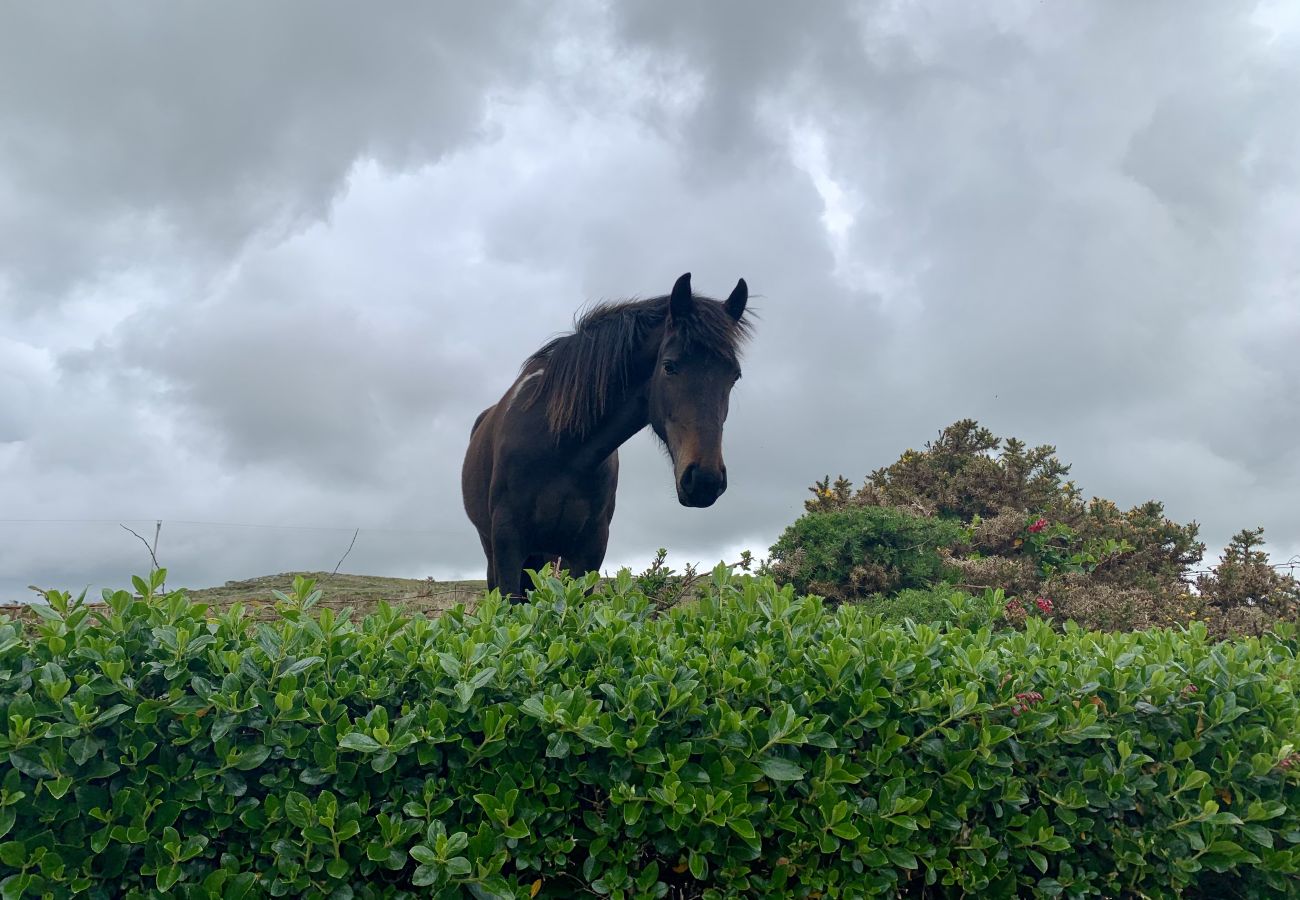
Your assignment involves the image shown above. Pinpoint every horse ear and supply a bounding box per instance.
[669,272,694,320]
[725,278,748,320]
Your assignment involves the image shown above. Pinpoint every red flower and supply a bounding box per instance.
[1028,518,1048,534]
[1035,596,1054,614]
[1011,690,1044,717]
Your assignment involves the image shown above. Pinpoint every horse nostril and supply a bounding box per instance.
[681,463,699,494]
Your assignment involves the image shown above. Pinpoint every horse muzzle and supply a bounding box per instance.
[677,462,727,508]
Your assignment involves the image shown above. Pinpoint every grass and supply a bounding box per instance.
[0,571,488,624]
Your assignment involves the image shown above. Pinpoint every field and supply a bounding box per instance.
[0,571,487,624]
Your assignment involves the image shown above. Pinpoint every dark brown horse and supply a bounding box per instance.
[461,272,752,601]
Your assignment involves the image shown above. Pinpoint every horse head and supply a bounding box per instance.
[648,272,749,508]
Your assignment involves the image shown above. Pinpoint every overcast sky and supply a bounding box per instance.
[3,1,1298,601]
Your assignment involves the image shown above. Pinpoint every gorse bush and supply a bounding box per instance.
[631,548,758,610]
[4,570,1300,898]
[1196,529,1300,629]
[785,419,1300,636]
[803,420,1073,523]
[767,507,965,603]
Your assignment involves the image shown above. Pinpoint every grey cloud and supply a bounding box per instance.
[3,2,1297,602]
[603,0,1300,564]
[609,0,879,179]
[0,1,550,305]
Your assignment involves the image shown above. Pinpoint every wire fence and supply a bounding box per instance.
[3,518,1298,600]
[1186,557,1300,579]
[0,517,456,535]
[0,517,485,607]
[4,518,1298,570]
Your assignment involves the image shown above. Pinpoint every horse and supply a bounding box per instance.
[461,272,753,601]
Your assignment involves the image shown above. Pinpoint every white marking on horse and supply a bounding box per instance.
[506,368,543,411]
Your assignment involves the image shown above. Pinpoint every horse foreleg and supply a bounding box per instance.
[478,535,496,592]
[523,553,566,582]
[563,522,610,586]
[489,520,528,604]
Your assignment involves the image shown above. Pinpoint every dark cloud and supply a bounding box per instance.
[0,1,550,304]
[2,1,1297,600]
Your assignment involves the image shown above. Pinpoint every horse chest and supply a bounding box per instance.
[529,475,612,540]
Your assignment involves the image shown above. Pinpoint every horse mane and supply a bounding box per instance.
[521,294,753,439]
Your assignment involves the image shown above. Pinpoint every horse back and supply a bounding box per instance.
[470,407,490,436]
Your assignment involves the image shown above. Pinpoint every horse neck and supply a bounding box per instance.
[565,323,663,469]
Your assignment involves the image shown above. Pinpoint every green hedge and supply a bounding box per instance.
[3,569,1299,898]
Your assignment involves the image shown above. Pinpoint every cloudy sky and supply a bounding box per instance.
[3,1,1298,601]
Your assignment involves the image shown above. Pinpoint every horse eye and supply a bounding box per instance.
[663,361,678,376]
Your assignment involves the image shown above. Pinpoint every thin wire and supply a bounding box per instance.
[0,518,452,535]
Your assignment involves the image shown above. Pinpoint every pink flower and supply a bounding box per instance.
[1011,691,1043,717]
[1035,596,1054,614]
[1028,518,1049,534]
